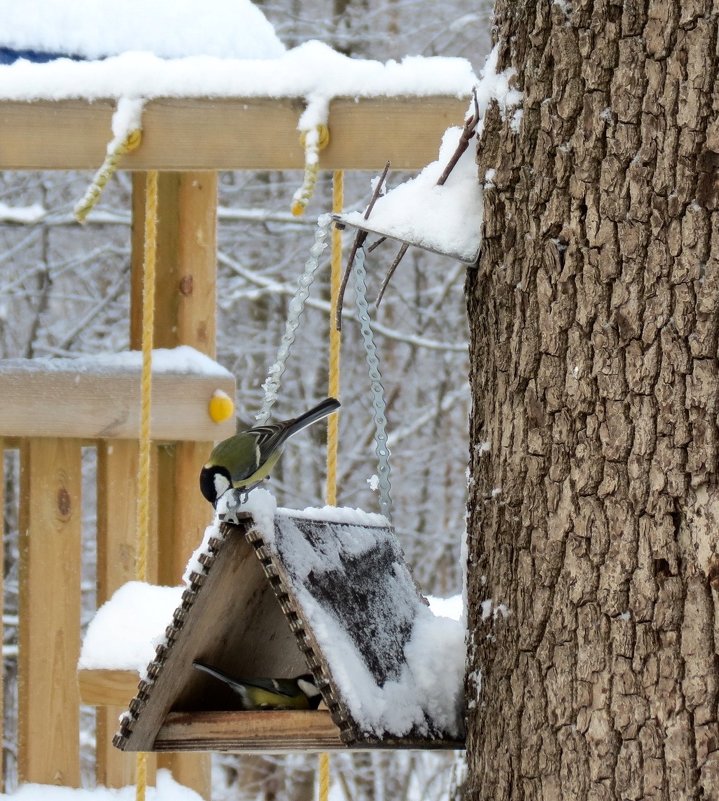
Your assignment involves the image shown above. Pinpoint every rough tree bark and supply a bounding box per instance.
[465,1,719,799]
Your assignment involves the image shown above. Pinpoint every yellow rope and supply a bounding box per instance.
[74,129,142,223]
[319,170,343,801]
[291,125,330,216]
[325,170,343,505]
[135,170,158,801]
[318,752,330,801]
[135,752,148,801]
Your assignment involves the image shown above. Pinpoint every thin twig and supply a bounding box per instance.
[372,90,480,307]
[436,86,480,186]
[367,236,387,253]
[375,242,409,308]
[335,161,391,330]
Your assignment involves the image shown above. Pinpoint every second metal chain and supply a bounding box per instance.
[353,245,393,521]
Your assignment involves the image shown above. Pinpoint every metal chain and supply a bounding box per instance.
[353,245,393,521]
[256,213,331,423]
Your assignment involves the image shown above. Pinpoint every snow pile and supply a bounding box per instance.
[0,345,232,376]
[0,0,285,61]
[427,594,463,620]
[341,125,483,263]
[0,40,476,102]
[79,582,182,673]
[2,770,201,801]
[339,44,522,263]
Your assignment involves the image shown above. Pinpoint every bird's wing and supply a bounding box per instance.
[208,430,272,484]
[250,424,291,461]
[239,677,297,697]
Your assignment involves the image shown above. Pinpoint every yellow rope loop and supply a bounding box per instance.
[291,124,330,217]
[325,170,343,505]
[318,752,330,801]
[134,169,158,801]
[74,128,142,223]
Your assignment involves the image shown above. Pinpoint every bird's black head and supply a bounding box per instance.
[200,464,232,506]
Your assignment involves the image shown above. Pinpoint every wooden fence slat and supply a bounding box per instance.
[96,440,157,788]
[18,438,82,786]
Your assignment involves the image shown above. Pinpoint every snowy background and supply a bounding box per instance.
[0,1,494,800]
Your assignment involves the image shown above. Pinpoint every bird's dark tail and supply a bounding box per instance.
[193,660,240,690]
[285,397,340,438]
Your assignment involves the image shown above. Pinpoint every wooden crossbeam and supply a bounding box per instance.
[0,361,235,441]
[0,96,467,171]
[80,669,139,707]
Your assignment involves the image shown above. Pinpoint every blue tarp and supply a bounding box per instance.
[0,47,84,65]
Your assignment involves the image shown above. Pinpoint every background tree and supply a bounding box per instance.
[466,0,719,798]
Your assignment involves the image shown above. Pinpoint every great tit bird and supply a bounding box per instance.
[200,397,340,506]
[192,660,322,710]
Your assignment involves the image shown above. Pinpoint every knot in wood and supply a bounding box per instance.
[179,275,194,296]
[57,487,71,519]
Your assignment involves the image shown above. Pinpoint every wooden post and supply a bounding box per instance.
[131,171,217,798]
[96,440,158,787]
[18,439,82,786]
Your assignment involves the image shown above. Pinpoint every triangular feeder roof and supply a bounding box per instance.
[114,505,465,752]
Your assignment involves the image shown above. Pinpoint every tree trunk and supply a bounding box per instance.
[465,1,719,799]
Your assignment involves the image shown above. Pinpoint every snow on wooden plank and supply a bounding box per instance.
[0,97,468,171]
[245,504,465,746]
[0,349,235,441]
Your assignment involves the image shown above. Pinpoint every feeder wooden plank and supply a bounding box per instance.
[154,711,343,752]
[0,97,468,171]
[0,365,235,441]
[18,438,82,786]
[79,669,139,707]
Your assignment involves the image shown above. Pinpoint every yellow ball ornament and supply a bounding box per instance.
[209,390,235,424]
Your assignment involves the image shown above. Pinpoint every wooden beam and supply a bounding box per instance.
[153,711,344,752]
[79,669,139,707]
[0,365,235,441]
[18,439,82,786]
[0,97,468,171]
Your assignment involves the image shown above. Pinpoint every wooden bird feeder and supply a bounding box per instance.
[113,505,465,752]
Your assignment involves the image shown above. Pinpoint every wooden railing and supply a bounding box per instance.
[1,171,224,796]
[2,360,235,794]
